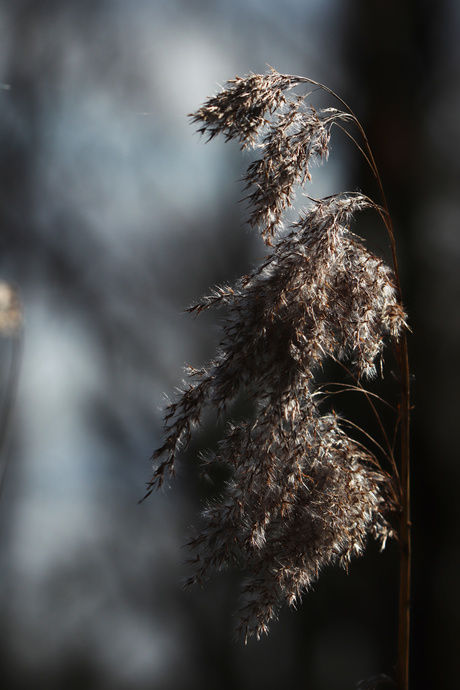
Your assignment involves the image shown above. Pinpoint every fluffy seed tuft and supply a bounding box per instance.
[148,70,407,639]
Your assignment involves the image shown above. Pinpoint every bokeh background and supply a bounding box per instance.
[0,1,458,688]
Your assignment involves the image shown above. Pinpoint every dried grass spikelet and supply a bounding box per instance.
[147,70,408,640]
[185,403,397,640]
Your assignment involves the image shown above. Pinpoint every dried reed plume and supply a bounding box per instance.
[146,70,411,689]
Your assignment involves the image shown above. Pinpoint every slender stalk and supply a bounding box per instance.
[396,335,411,690]
[363,113,411,690]
[368,151,411,690]
[361,111,411,690]
[299,74,412,688]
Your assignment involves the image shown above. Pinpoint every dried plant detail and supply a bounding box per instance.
[147,70,411,687]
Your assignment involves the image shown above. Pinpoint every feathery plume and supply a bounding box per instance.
[147,71,409,656]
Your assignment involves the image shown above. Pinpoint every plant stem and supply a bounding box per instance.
[354,104,411,690]
[396,334,411,690]
[293,76,412,686]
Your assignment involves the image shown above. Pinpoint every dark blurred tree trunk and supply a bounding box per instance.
[344,1,449,687]
[346,0,438,213]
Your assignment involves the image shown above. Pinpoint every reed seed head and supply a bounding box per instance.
[148,70,407,639]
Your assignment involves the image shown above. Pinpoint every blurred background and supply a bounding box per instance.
[0,1,458,688]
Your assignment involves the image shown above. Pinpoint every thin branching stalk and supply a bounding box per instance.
[270,74,412,689]
[396,336,411,690]
[147,70,411,688]
[321,76,411,689]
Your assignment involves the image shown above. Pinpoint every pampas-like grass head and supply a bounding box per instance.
[146,70,408,643]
